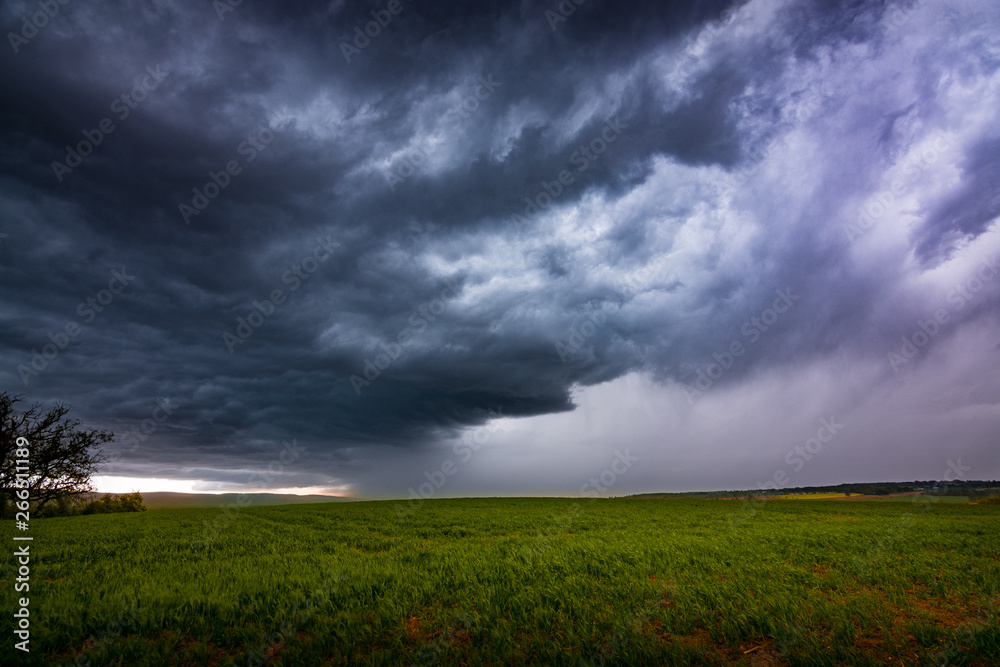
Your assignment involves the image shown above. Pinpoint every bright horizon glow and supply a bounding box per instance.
[92,476,353,497]
[92,476,208,494]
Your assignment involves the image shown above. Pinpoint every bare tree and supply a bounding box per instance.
[1,392,113,514]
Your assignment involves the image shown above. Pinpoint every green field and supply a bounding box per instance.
[864,495,973,504]
[3,498,999,666]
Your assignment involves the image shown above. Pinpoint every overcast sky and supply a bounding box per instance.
[1,0,998,499]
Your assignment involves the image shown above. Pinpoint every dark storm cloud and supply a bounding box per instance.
[913,135,1000,263]
[1,0,998,492]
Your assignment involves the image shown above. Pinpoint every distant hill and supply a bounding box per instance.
[628,480,1000,500]
[135,492,348,510]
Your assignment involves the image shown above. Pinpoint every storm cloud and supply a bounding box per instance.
[1,0,998,497]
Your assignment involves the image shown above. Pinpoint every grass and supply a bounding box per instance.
[2,497,998,666]
[138,492,346,511]
[859,495,970,503]
[774,492,974,503]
